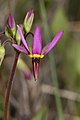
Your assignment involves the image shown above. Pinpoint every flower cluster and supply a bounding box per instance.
[5,9,34,45]
[5,9,63,80]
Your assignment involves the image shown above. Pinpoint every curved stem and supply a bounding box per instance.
[0,31,5,36]
[2,39,13,46]
[4,52,20,120]
[25,32,34,39]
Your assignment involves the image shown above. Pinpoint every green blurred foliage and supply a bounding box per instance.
[32,106,48,120]
[65,38,80,90]
[0,0,80,119]
[15,0,34,23]
[51,7,70,53]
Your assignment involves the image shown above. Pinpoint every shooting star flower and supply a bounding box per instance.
[13,25,64,80]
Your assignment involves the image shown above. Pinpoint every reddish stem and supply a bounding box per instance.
[4,52,20,120]
[0,72,5,97]
[0,31,5,36]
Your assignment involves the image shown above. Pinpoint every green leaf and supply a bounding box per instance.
[0,41,5,66]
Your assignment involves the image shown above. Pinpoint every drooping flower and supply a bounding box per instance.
[13,25,64,80]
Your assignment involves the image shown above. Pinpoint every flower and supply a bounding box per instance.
[13,25,64,80]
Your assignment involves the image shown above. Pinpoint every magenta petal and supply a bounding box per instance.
[7,15,14,28]
[17,25,30,53]
[27,9,33,20]
[32,26,42,54]
[12,44,28,54]
[42,31,64,55]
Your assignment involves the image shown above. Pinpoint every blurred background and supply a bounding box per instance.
[0,0,80,120]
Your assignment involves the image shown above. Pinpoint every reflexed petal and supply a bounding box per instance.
[42,31,64,55]
[17,25,30,53]
[32,26,42,54]
[12,44,28,54]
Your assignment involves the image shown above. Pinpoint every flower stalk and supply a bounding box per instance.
[0,31,5,36]
[4,51,20,120]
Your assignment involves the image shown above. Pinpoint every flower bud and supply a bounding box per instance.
[7,15,14,28]
[5,15,16,37]
[23,9,34,33]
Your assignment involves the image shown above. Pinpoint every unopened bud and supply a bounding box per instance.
[7,15,14,28]
[23,9,34,33]
[5,15,16,37]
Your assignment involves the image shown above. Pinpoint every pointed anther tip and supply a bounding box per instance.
[32,58,40,81]
[34,78,38,81]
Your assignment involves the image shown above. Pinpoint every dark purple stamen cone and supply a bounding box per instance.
[32,58,40,80]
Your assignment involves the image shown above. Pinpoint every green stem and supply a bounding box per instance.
[4,52,20,120]
[39,0,64,120]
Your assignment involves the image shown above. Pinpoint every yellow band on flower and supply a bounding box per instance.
[29,54,44,59]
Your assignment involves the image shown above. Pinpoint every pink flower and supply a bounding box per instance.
[13,25,64,80]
